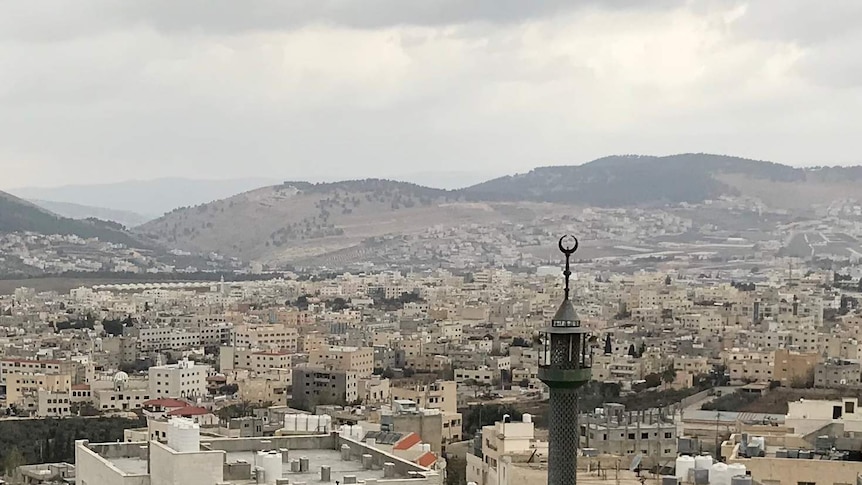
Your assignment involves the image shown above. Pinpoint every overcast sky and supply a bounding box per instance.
[2,0,861,189]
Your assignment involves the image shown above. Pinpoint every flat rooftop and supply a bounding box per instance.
[107,449,386,483]
[90,434,435,484]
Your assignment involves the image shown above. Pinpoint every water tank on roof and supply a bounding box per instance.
[321,415,332,432]
[710,462,729,485]
[522,414,532,423]
[727,463,746,480]
[695,454,713,470]
[675,455,695,480]
[257,451,282,485]
[284,414,296,432]
[693,469,709,485]
[167,418,200,453]
[296,414,308,431]
[309,415,321,432]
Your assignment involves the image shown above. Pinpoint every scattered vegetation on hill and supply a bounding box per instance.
[0,191,144,246]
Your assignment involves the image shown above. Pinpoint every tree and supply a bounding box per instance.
[661,366,677,385]
[217,383,239,395]
[2,446,24,476]
[445,456,467,485]
[638,342,646,357]
[665,275,672,285]
[464,379,480,398]
[627,344,637,357]
[402,368,415,378]
[604,335,612,355]
[381,367,395,379]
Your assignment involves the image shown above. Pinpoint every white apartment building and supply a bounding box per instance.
[148,359,209,399]
[137,327,202,352]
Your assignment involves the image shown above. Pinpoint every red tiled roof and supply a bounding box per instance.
[71,384,91,390]
[167,406,210,416]
[393,432,421,451]
[416,451,437,468]
[143,398,189,408]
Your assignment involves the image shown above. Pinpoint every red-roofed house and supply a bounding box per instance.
[166,406,217,425]
[143,398,191,419]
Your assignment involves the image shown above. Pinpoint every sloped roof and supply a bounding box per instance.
[416,451,437,468]
[143,398,189,408]
[168,406,210,417]
[393,432,422,451]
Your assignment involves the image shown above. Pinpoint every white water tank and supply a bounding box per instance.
[284,414,296,432]
[339,425,350,438]
[308,415,320,432]
[296,414,309,432]
[694,454,713,471]
[167,417,200,453]
[351,425,363,441]
[710,462,728,485]
[727,463,746,480]
[676,455,695,480]
[321,415,332,432]
[257,451,282,485]
[523,414,532,423]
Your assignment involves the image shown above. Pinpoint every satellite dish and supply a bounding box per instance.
[629,453,643,472]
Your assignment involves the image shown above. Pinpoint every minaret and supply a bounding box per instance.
[538,235,593,485]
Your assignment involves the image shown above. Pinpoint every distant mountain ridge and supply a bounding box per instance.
[0,191,146,247]
[461,154,862,206]
[28,199,151,228]
[9,177,281,217]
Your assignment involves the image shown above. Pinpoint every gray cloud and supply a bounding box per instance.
[1,0,861,189]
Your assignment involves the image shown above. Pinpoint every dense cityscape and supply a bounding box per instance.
[4,1,862,484]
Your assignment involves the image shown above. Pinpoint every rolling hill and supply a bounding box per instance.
[0,190,146,247]
[136,153,862,263]
[461,154,862,207]
[136,179,535,263]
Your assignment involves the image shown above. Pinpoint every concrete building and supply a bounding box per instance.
[391,380,458,414]
[815,360,862,388]
[467,414,548,485]
[37,389,72,417]
[773,349,820,387]
[291,367,358,410]
[0,358,62,387]
[6,372,71,412]
[580,403,677,467]
[232,324,299,351]
[358,376,391,404]
[76,418,441,485]
[148,359,209,399]
[309,345,374,377]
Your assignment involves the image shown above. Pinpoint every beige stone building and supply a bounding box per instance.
[309,345,374,377]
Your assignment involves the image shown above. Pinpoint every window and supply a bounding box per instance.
[641,433,648,439]
[846,402,855,414]
[665,432,673,439]
[628,433,635,439]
